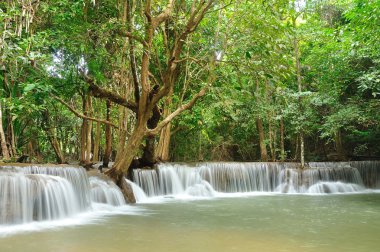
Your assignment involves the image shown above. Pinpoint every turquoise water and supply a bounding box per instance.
[1,194,380,252]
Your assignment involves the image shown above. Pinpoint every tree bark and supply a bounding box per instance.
[255,79,267,161]
[115,106,128,164]
[28,138,43,163]
[42,110,66,164]
[268,120,275,162]
[93,121,101,162]
[156,88,173,162]
[256,118,268,162]
[156,122,171,161]
[294,25,305,168]
[6,113,16,157]
[280,118,285,161]
[85,95,93,164]
[300,131,305,168]
[106,122,146,202]
[103,100,112,168]
[141,104,161,166]
[80,94,88,164]
[0,103,10,159]
[335,129,345,160]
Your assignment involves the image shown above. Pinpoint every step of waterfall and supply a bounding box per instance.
[0,165,128,226]
[1,161,379,226]
[132,161,380,197]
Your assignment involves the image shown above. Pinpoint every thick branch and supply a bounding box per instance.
[149,1,215,109]
[118,30,148,47]
[152,0,174,29]
[146,86,208,136]
[83,74,137,112]
[52,95,119,129]
[126,0,140,106]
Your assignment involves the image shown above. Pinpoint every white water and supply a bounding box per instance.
[126,179,148,203]
[89,177,126,206]
[1,161,379,234]
[0,173,81,224]
[0,165,140,233]
[132,162,379,200]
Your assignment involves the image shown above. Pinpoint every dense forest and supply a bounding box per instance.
[1,0,379,172]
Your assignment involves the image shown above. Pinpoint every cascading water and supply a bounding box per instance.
[89,177,126,206]
[349,161,380,188]
[0,165,128,226]
[126,179,148,203]
[133,161,380,198]
[0,173,81,225]
[0,165,91,210]
[1,161,379,227]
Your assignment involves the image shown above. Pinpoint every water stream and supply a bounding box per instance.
[1,161,379,251]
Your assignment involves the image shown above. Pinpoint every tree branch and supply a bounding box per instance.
[125,0,140,106]
[152,0,174,29]
[146,85,208,136]
[82,74,137,112]
[52,95,119,129]
[148,1,215,110]
[118,30,148,47]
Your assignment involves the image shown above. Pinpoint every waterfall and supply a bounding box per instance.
[133,162,380,197]
[0,165,91,210]
[89,177,126,206]
[0,172,82,225]
[0,165,127,226]
[126,179,148,203]
[349,161,380,188]
[1,161,379,226]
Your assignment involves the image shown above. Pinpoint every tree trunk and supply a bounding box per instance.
[156,123,171,161]
[294,134,299,161]
[6,113,16,157]
[294,27,305,169]
[256,118,268,162]
[335,129,345,161]
[106,123,146,203]
[268,116,275,161]
[85,95,93,164]
[280,118,285,161]
[300,131,305,168]
[140,104,161,166]
[255,79,267,162]
[115,106,128,164]
[0,103,10,160]
[49,134,66,164]
[93,121,101,162]
[156,87,174,162]
[28,138,43,163]
[80,94,87,164]
[42,110,66,164]
[103,100,112,168]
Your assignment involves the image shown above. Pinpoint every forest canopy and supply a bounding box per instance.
[1,0,379,169]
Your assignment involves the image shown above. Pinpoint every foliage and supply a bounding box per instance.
[1,0,379,163]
